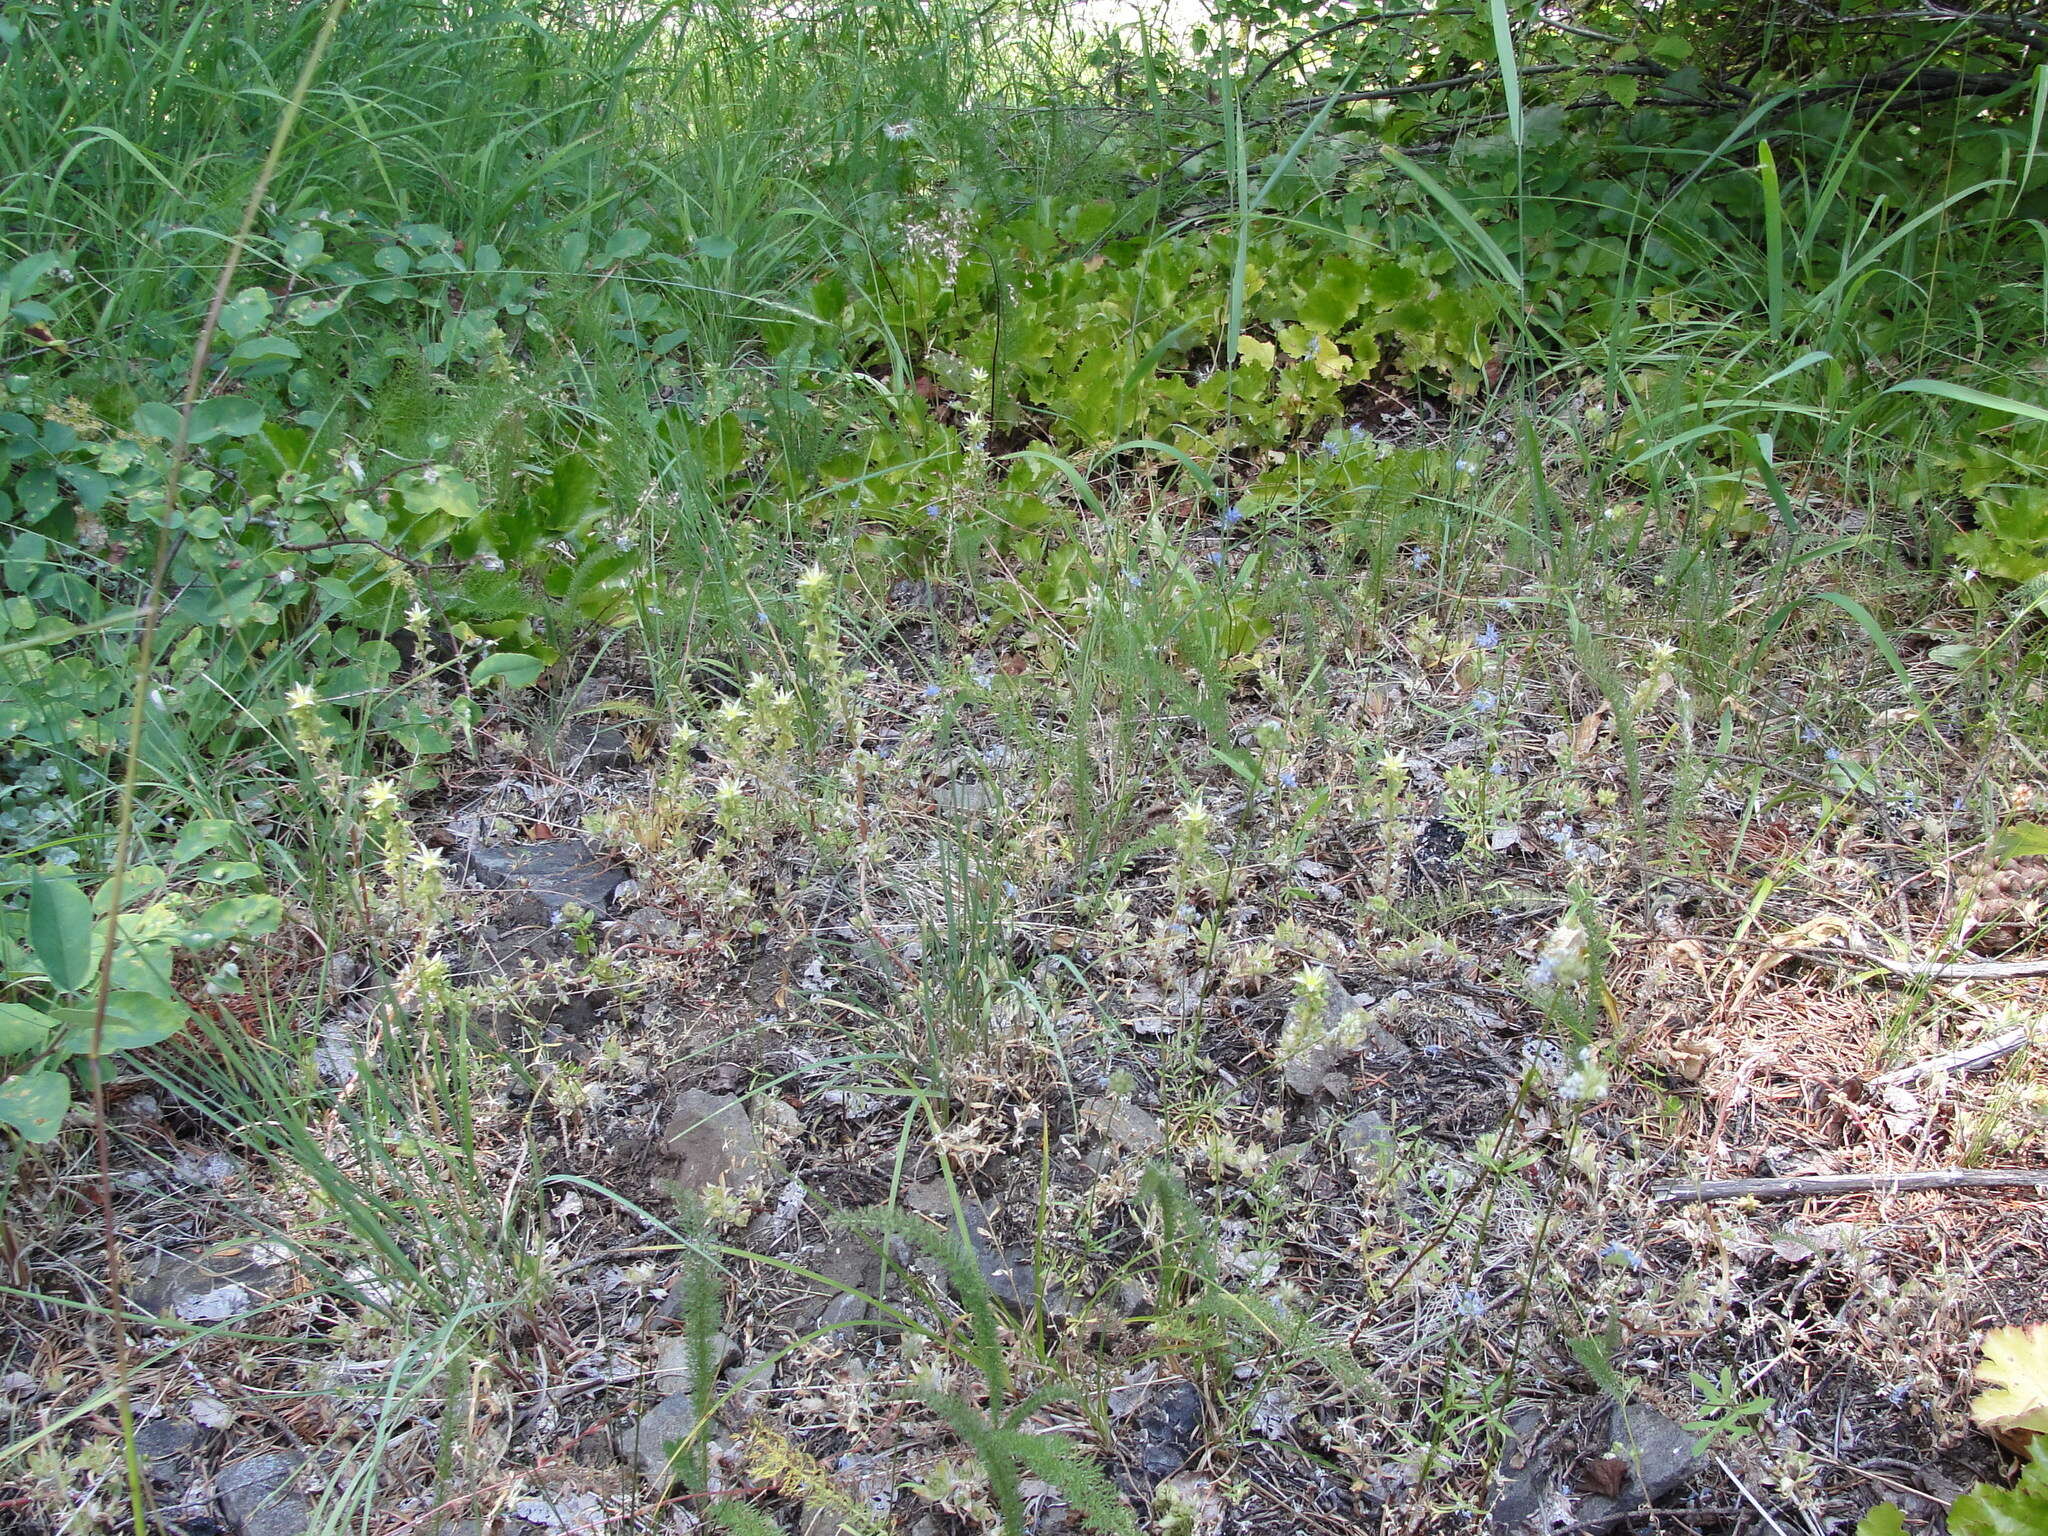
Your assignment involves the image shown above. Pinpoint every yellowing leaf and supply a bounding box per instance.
[1236,334,1275,369]
[1973,1323,2048,1445]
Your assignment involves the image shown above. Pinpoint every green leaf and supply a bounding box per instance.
[399,469,480,520]
[1998,823,2048,859]
[1888,380,2048,427]
[693,234,737,261]
[604,226,652,262]
[57,992,191,1054]
[1854,1505,1907,1536]
[134,402,183,440]
[192,860,260,885]
[1949,1479,2048,1536]
[170,818,239,864]
[194,894,284,940]
[227,336,302,366]
[185,397,265,445]
[0,1071,69,1142]
[29,872,93,995]
[473,651,543,688]
[0,1002,53,1054]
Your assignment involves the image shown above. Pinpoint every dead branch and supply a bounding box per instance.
[1654,1168,2048,1203]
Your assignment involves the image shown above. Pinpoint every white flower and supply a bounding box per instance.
[883,120,917,141]
[285,682,320,711]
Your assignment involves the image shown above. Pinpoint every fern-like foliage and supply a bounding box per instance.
[843,1201,1137,1536]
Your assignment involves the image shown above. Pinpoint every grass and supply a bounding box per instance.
[2,0,2048,1532]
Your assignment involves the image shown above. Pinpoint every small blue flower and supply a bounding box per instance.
[1408,548,1431,570]
[1126,570,1143,588]
[1800,724,1822,743]
[921,683,941,699]
[923,503,941,519]
[1475,622,1500,650]
[1824,747,1841,762]
[1003,881,1019,899]
[1451,1287,1488,1320]
[1471,690,1497,716]
[1600,1241,1645,1271]
[755,611,770,625]
[1489,762,1506,776]
[1206,551,1226,567]
[1278,769,1298,789]
[1222,504,1245,527]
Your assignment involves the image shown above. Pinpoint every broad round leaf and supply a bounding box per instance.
[0,1071,69,1142]
[473,652,543,688]
[57,992,192,1055]
[0,1002,53,1054]
[29,872,93,995]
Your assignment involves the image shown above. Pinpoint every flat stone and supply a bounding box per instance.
[620,1392,710,1485]
[905,1182,1035,1309]
[793,1233,882,1331]
[1488,1410,1569,1533]
[1576,1403,1702,1524]
[932,780,992,815]
[217,1452,312,1536]
[1280,981,1409,1097]
[653,1332,735,1393]
[1129,1381,1204,1487]
[1079,1098,1163,1172]
[654,1091,768,1212]
[129,1240,295,1323]
[465,839,627,917]
[1339,1110,1399,1174]
[133,1418,205,1461]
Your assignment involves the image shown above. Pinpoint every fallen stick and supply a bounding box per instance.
[1654,1169,2048,1203]
[1872,1024,2033,1087]
[1633,934,2048,980]
[1821,949,2048,981]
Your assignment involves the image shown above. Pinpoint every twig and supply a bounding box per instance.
[1824,950,2048,981]
[1872,1024,2033,1086]
[1655,1169,2048,1203]
[1632,932,2048,981]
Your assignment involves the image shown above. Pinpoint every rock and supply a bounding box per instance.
[1339,1110,1399,1176]
[654,1091,769,1212]
[1488,1411,1569,1533]
[217,1451,312,1536]
[653,1332,735,1393]
[465,839,627,918]
[619,1392,710,1485]
[793,1233,882,1332]
[905,1181,1035,1309]
[932,780,992,815]
[133,1418,205,1461]
[130,1240,295,1323]
[1129,1381,1204,1488]
[797,1504,856,1536]
[1576,1404,1702,1524]
[1078,1098,1163,1172]
[559,721,635,775]
[1280,982,1409,1098]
